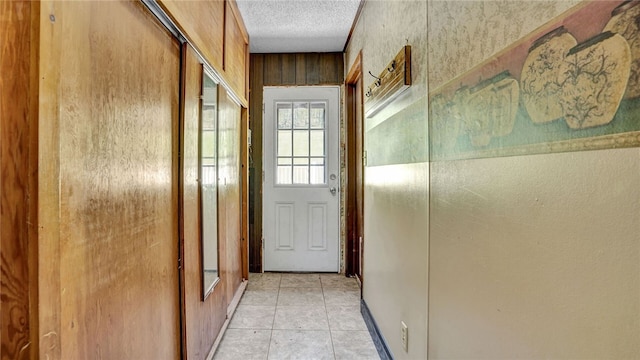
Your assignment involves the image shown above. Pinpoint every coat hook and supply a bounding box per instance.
[365,88,372,97]
[368,71,381,87]
[387,60,396,73]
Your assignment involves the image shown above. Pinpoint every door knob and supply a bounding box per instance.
[329,187,337,195]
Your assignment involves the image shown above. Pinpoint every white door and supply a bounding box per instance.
[263,86,340,272]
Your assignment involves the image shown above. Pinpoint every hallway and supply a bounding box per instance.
[3,0,640,358]
[214,273,379,359]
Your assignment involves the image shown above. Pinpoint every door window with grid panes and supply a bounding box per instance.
[276,101,327,185]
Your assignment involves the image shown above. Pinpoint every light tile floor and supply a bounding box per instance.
[214,273,380,360]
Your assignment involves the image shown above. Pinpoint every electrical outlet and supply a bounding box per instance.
[401,321,408,352]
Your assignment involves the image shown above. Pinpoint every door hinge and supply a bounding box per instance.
[178,256,182,270]
[262,170,265,183]
[262,103,265,114]
[363,151,368,166]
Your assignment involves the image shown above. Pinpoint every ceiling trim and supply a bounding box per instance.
[343,0,365,52]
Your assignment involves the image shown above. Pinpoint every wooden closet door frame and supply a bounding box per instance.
[345,51,364,285]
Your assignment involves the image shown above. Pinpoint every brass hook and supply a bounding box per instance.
[368,71,381,87]
[387,60,396,73]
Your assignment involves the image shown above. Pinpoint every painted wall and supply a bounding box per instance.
[427,0,640,357]
[347,0,639,358]
[345,1,428,358]
[429,149,640,358]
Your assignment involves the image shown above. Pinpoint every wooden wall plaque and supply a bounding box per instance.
[365,45,412,118]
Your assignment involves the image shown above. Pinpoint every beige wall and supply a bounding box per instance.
[430,149,640,358]
[346,0,427,131]
[428,0,580,89]
[348,0,640,358]
[427,0,640,358]
[345,1,428,359]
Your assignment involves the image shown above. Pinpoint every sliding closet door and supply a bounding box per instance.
[38,1,181,358]
[180,44,229,359]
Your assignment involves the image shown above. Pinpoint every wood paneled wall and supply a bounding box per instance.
[248,53,344,272]
[259,53,344,86]
[180,44,245,360]
[180,45,228,359]
[38,1,181,358]
[4,1,248,358]
[159,0,225,71]
[1,1,39,358]
[225,1,249,102]
[159,0,249,104]
[219,87,244,301]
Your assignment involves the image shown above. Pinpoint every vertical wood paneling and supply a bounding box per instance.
[38,1,62,357]
[27,3,40,357]
[158,0,225,72]
[224,1,249,102]
[1,1,39,358]
[218,87,243,304]
[181,45,227,360]
[281,54,297,85]
[305,53,321,85]
[248,52,344,272]
[249,54,264,273]
[320,53,343,85]
[295,54,307,85]
[263,54,282,86]
[38,2,181,358]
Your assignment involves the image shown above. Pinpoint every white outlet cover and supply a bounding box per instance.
[401,321,408,352]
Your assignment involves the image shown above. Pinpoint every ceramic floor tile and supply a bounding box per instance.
[240,288,279,306]
[323,289,361,306]
[273,306,329,330]
[219,273,376,360]
[268,330,334,360]
[277,287,324,306]
[326,305,367,331]
[280,273,322,288]
[213,329,271,360]
[248,272,263,280]
[229,305,276,329]
[331,330,379,360]
[320,274,360,290]
[248,273,282,289]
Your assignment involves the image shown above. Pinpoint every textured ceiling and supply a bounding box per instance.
[236,0,362,53]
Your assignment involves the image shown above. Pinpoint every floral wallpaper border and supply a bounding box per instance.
[429,0,640,161]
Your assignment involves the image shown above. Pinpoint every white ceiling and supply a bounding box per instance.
[235,0,362,53]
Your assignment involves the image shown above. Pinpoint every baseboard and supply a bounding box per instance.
[227,279,248,318]
[361,299,393,360]
[206,280,248,360]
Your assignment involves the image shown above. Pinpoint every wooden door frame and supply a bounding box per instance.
[241,106,249,280]
[345,51,364,280]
